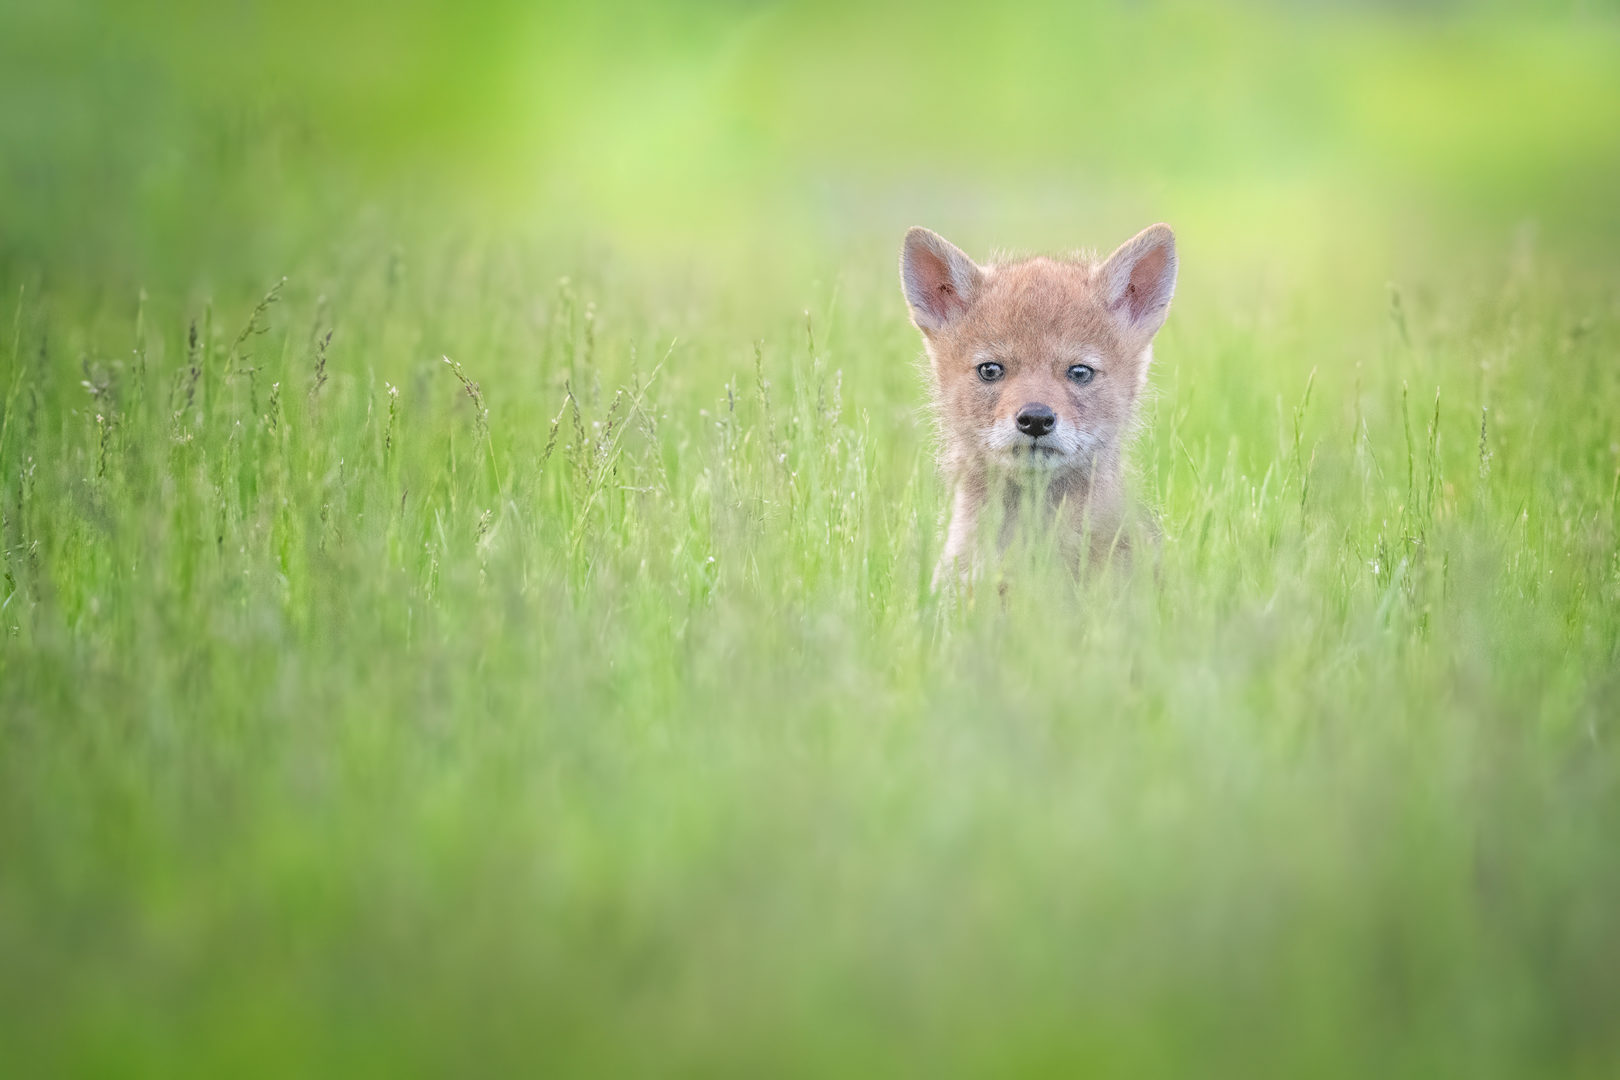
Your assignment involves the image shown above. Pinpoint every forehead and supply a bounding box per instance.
[957,257,1121,355]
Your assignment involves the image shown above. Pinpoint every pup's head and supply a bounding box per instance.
[900,224,1177,475]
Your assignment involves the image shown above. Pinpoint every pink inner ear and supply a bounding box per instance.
[930,279,966,322]
[904,234,976,329]
[1123,245,1170,324]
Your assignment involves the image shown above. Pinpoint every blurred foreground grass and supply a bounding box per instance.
[2,1,1619,1075]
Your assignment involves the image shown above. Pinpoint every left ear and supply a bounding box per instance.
[1098,224,1177,341]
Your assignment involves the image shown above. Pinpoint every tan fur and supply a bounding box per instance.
[900,224,1178,587]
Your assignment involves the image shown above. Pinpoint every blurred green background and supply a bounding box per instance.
[3,1,1619,1076]
[7,0,1620,280]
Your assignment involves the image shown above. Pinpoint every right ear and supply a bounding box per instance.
[1097,223,1177,342]
[900,227,984,333]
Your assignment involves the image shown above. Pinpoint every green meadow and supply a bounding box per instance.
[3,1,1619,1074]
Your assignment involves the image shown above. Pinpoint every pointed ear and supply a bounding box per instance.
[1098,224,1177,340]
[900,227,984,333]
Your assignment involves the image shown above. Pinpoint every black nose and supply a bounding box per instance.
[1015,402,1056,437]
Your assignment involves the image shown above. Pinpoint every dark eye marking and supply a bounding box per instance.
[1067,363,1096,385]
[976,361,1004,383]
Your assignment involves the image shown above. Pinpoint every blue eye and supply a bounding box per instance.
[977,362,1004,382]
[1067,364,1096,385]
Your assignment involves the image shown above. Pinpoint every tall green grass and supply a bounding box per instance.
[2,1,1618,1075]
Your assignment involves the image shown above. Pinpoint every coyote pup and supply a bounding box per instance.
[900,224,1177,585]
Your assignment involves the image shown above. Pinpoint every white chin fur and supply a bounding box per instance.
[989,446,1076,471]
[981,422,1091,471]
